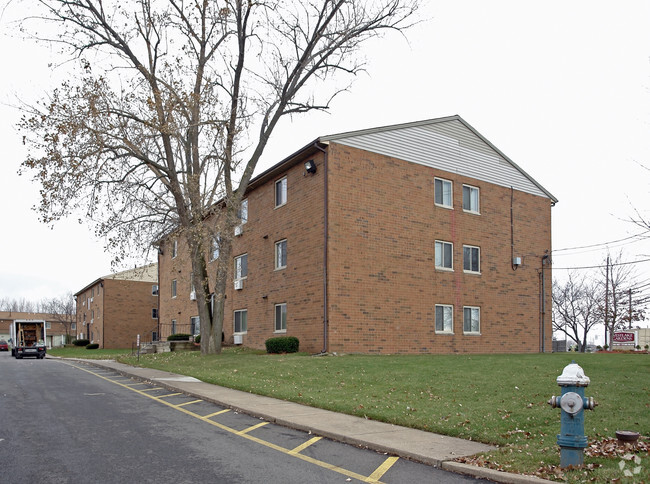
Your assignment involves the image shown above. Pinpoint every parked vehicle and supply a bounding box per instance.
[10,320,46,359]
[0,340,8,351]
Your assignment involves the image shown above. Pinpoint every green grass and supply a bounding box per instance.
[112,350,649,482]
[48,347,133,359]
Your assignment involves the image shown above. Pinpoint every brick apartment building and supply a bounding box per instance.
[0,311,71,348]
[74,264,159,348]
[158,116,556,354]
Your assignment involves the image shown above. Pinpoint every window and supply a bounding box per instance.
[45,322,51,330]
[152,308,158,319]
[435,305,453,333]
[152,284,159,296]
[275,239,287,270]
[435,241,453,270]
[171,279,177,298]
[71,323,76,331]
[275,303,287,332]
[171,319,177,334]
[434,177,452,208]
[210,236,220,261]
[172,239,178,258]
[463,307,480,334]
[238,199,248,225]
[463,245,480,273]
[234,254,248,280]
[234,309,248,333]
[275,177,287,207]
[463,185,480,213]
[190,316,200,336]
[190,272,196,299]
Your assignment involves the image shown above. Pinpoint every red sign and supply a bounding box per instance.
[613,332,635,343]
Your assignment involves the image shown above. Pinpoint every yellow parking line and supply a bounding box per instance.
[138,387,163,392]
[289,436,322,454]
[237,421,269,435]
[202,409,231,419]
[157,393,183,398]
[368,456,399,482]
[70,363,389,484]
[176,399,203,407]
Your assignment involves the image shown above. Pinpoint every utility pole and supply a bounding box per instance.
[628,288,632,329]
[604,255,609,347]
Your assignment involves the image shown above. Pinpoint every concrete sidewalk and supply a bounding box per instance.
[67,358,551,484]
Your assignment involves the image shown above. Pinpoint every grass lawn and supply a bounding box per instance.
[111,349,650,482]
[48,347,133,359]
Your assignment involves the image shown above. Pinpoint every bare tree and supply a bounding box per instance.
[597,251,647,345]
[41,293,77,343]
[0,297,37,313]
[18,0,420,354]
[552,273,601,352]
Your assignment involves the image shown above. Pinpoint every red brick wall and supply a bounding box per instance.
[159,152,327,351]
[326,143,553,354]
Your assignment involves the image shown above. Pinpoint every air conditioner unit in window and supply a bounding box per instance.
[190,290,196,300]
[234,279,243,290]
[233,334,243,345]
[234,225,242,236]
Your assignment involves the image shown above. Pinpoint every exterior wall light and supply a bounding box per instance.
[304,159,317,174]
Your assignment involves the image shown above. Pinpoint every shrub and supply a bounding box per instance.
[265,336,299,354]
[194,335,201,343]
[167,333,191,341]
[86,343,99,350]
[73,339,90,347]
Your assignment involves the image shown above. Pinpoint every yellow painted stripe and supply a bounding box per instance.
[157,393,183,398]
[289,436,322,454]
[368,456,399,482]
[237,421,269,435]
[176,399,203,407]
[138,387,163,392]
[68,363,388,484]
[202,409,231,419]
[124,382,148,386]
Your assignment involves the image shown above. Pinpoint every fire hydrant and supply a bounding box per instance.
[548,361,597,468]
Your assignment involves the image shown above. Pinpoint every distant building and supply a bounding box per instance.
[158,116,556,354]
[0,311,71,348]
[74,264,159,348]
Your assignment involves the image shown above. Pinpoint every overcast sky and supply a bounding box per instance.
[1,1,649,334]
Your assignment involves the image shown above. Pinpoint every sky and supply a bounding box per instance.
[1,1,649,336]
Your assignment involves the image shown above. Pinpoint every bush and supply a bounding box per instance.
[265,336,299,354]
[194,335,201,343]
[73,339,90,347]
[86,343,99,350]
[167,333,191,341]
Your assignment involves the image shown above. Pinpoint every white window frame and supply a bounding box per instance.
[463,306,481,334]
[435,240,453,270]
[171,279,177,299]
[275,239,287,270]
[275,177,287,208]
[238,199,248,225]
[463,245,481,274]
[434,177,453,208]
[190,316,200,336]
[152,284,159,296]
[462,184,480,214]
[234,309,248,334]
[234,253,248,280]
[275,303,287,333]
[171,319,177,334]
[45,321,52,330]
[71,323,77,331]
[172,239,178,258]
[210,236,220,261]
[435,305,453,334]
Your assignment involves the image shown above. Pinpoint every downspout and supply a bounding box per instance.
[314,143,328,354]
[541,253,549,353]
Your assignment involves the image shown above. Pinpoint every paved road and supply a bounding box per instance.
[0,353,489,483]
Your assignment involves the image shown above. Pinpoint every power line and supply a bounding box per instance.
[552,257,650,271]
[552,231,650,253]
